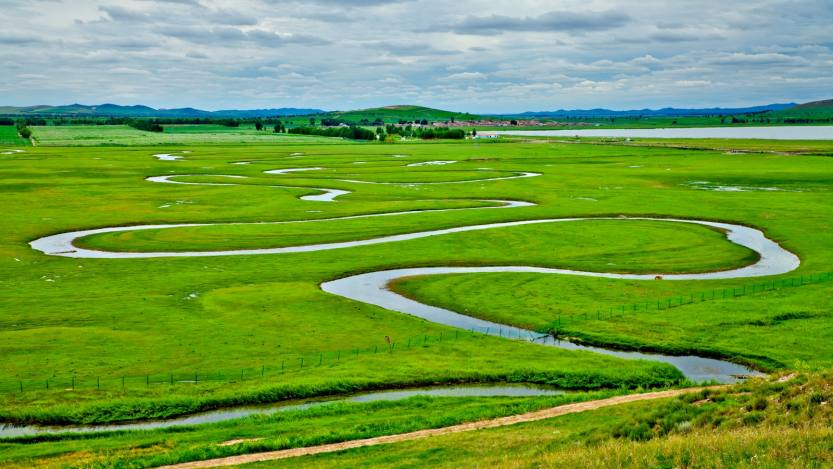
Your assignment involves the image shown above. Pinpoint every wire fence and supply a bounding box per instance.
[0,329,490,395]
[550,271,833,328]
[2,271,831,395]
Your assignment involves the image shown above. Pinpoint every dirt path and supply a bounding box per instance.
[158,386,718,468]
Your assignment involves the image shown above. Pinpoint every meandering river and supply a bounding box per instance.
[16,156,804,436]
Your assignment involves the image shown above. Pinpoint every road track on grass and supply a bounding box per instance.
[158,386,720,468]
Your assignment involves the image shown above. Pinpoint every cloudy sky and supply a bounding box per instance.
[1,0,832,112]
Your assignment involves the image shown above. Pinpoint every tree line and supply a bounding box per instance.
[288,125,377,141]
[384,124,465,139]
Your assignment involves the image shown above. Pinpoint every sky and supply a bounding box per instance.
[1,0,832,113]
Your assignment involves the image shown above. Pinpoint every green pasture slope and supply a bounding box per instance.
[1,136,833,466]
[319,105,478,124]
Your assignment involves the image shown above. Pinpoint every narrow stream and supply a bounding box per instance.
[0,384,563,439]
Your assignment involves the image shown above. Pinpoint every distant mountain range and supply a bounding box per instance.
[3,100,830,120]
[498,103,797,118]
[0,103,324,118]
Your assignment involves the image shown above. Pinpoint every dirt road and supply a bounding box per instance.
[159,386,717,468]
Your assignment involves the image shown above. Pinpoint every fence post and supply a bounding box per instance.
[97,376,100,390]
[319,353,323,365]
[122,376,124,389]
[19,381,22,393]
[281,360,285,373]
[170,374,173,385]
[146,375,149,388]
[337,351,341,361]
[72,375,75,390]
[300,357,304,368]
[46,379,49,390]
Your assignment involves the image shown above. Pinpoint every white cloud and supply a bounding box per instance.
[0,0,830,111]
[445,72,487,80]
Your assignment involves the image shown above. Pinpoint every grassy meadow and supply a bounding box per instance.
[0,126,29,146]
[29,124,340,146]
[1,133,833,466]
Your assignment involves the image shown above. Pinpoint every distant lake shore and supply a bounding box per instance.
[495,125,833,140]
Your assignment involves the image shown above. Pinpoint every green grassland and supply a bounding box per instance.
[3,372,830,468]
[0,126,29,146]
[250,373,833,469]
[1,137,833,466]
[29,125,340,146]
[565,136,833,156]
[0,389,618,467]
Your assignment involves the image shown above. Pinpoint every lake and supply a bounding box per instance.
[494,125,833,140]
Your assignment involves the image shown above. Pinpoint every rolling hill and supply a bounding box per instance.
[792,99,833,110]
[320,105,479,123]
[0,104,324,118]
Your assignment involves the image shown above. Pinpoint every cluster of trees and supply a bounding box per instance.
[13,121,32,139]
[289,125,377,140]
[397,119,430,125]
[384,124,465,140]
[273,121,287,133]
[17,117,48,126]
[359,118,385,126]
[214,118,240,127]
[781,117,833,124]
[127,120,164,132]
